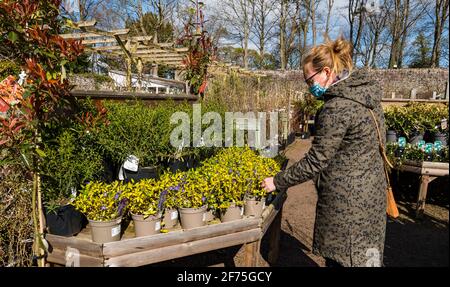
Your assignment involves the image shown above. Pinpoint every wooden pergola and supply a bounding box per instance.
[60,20,188,90]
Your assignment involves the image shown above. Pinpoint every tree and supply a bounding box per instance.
[430,0,449,67]
[358,0,390,68]
[251,0,276,69]
[387,0,428,68]
[347,0,365,63]
[410,31,432,68]
[125,12,174,42]
[325,0,334,36]
[219,0,255,69]
[279,0,287,70]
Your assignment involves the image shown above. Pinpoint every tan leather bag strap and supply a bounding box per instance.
[368,109,393,186]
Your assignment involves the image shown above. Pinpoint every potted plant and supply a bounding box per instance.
[123,179,162,237]
[40,129,104,237]
[244,157,280,217]
[384,106,402,142]
[158,172,186,229]
[44,197,88,237]
[73,181,128,243]
[176,170,209,230]
[218,169,245,223]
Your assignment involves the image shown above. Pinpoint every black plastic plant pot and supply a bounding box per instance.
[168,156,196,173]
[408,130,424,144]
[386,130,397,143]
[45,204,87,237]
[123,166,158,183]
[433,131,448,146]
[287,132,296,145]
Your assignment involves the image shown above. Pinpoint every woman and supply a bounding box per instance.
[261,37,387,267]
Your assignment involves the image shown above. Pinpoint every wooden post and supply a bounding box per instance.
[126,57,132,91]
[410,88,417,99]
[287,89,292,136]
[243,240,260,267]
[124,40,132,91]
[267,206,283,265]
[445,81,449,100]
[256,76,260,110]
[432,91,437,100]
[416,175,437,217]
[137,58,143,91]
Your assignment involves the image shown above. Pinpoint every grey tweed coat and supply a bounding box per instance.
[274,69,387,267]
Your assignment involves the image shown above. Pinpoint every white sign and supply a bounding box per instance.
[171,211,178,220]
[111,226,121,237]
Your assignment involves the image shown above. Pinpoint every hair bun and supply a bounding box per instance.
[332,38,351,55]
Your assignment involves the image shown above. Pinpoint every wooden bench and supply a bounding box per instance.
[45,190,287,267]
[396,160,449,217]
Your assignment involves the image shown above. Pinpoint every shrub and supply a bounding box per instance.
[199,147,280,210]
[0,60,20,80]
[122,179,162,218]
[384,103,449,137]
[40,130,105,209]
[97,99,225,168]
[73,181,128,221]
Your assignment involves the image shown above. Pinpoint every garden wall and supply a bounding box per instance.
[259,68,449,99]
[69,68,448,112]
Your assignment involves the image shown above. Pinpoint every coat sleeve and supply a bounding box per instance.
[273,102,351,190]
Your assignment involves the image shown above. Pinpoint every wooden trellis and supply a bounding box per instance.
[60,20,188,90]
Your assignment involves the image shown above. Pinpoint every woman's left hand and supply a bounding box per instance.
[261,177,276,192]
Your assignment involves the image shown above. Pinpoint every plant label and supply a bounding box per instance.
[240,207,244,216]
[155,221,161,231]
[262,201,266,209]
[441,119,447,130]
[171,211,178,220]
[111,226,121,237]
[202,212,206,221]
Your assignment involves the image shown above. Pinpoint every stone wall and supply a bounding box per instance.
[70,68,449,100]
[260,68,449,99]
[69,74,115,91]
[369,68,448,99]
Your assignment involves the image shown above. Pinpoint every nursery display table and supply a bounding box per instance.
[45,190,287,267]
[395,160,449,217]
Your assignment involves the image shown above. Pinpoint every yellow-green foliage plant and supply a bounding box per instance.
[175,170,210,209]
[73,181,128,221]
[199,146,281,210]
[122,179,162,218]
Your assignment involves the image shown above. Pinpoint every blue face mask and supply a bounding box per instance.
[309,82,327,98]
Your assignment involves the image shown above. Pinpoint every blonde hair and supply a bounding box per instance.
[302,36,353,74]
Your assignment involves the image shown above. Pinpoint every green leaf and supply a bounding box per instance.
[35,148,46,158]
[20,152,31,170]
[8,31,18,43]
[46,71,52,80]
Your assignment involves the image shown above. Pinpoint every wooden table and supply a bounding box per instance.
[45,190,287,267]
[396,160,449,217]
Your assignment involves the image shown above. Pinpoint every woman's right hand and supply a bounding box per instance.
[261,177,276,193]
